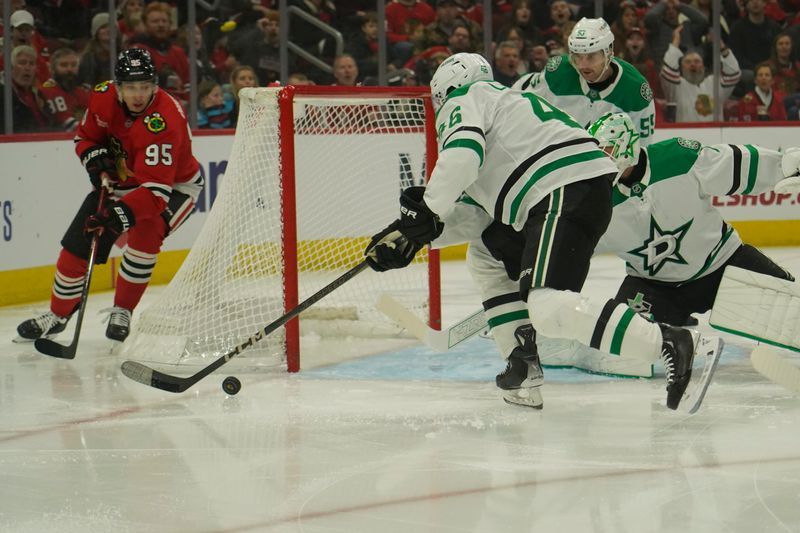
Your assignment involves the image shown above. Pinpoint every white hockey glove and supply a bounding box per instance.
[775,147,800,194]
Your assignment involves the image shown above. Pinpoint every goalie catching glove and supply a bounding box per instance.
[85,201,135,237]
[80,145,118,188]
[775,147,800,194]
[365,221,423,272]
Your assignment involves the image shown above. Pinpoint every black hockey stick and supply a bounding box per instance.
[120,260,370,392]
[35,182,110,359]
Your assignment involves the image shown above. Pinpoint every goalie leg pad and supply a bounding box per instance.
[710,265,800,351]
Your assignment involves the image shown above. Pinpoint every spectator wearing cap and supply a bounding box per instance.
[79,12,122,87]
[128,2,190,100]
[729,0,782,91]
[644,0,708,69]
[39,47,90,131]
[660,24,740,122]
[3,10,51,85]
[617,26,663,99]
[0,45,52,133]
[494,40,522,86]
[385,0,437,67]
[736,62,787,121]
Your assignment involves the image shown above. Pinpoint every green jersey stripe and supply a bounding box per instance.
[533,188,563,287]
[509,150,606,224]
[741,144,759,194]
[686,224,735,282]
[443,138,484,165]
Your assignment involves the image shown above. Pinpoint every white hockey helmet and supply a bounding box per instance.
[430,52,493,111]
[588,112,641,173]
[568,17,615,56]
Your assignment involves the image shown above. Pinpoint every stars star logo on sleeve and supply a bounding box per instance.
[628,216,693,276]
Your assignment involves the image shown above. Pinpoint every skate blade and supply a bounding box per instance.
[501,387,543,409]
[681,336,724,414]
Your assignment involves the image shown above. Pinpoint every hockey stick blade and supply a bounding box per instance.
[751,345,800,394]
[35,183,109,360]
[376,294,487,351]
[120,261,370,393]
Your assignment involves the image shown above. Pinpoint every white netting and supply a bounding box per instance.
[120,87,436,371]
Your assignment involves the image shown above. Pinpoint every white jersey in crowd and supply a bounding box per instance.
[599,138,784,283]
[660,44,741,123]
[512,55,657,145]
[425,80,617,230]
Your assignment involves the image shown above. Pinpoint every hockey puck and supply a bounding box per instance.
[222,376,241,395]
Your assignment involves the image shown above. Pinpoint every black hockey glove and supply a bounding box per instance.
[85,201,135,237]
[399,186,444,244]
[80,145,117,188]
[365,220,423,272]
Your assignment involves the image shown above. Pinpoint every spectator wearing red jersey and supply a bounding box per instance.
[39,48,90,131]
[386,0,437,66]
[128,2,190,101]
[737,63,787,121]
[0,45,51,133]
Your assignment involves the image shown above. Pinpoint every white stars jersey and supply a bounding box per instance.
[599,138,784,284]
[512,56,656,145]
[425,81,617,230]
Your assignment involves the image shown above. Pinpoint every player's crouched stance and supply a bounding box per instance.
[16,48,202,345]
[366,52,722,412]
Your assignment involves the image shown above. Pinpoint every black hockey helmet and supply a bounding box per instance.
[115,48,157,85]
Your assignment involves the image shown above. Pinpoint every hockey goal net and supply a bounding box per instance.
[120,86,440,373]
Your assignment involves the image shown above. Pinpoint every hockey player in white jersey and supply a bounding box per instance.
[512,17,657,145]
[590,112,796,327]
[365,53,722,413]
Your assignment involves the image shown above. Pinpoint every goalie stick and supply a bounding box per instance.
[35,180,110,360]
[376,294,487,351]
[750,345,800,394]
[120,260,369,393]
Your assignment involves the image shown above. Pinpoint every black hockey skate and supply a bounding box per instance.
[496,325,544,409]
[15,311,72,342]
[105,307,132,342]
[659,324,723,413]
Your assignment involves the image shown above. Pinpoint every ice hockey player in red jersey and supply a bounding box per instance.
[16,48,203,344]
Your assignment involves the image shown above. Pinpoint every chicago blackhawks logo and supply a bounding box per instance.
[144,112,167,134]
[94,81,111,92]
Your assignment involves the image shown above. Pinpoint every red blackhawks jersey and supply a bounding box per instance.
[74,81,201,222]
[39,79,90,131]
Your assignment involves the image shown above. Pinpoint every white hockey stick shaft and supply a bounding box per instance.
[751,345,800,394]
[376,294,487,351]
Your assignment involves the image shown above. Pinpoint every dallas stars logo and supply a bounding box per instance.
[627,292,653,318]
[628,216,693,276]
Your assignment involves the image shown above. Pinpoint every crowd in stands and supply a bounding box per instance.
[2,0,800,133]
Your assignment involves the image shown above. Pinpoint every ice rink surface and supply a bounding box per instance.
[2,251,800,533]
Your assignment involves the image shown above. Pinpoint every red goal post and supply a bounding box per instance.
[120,85,441,373]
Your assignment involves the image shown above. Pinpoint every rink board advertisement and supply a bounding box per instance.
[1,125,798,304]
